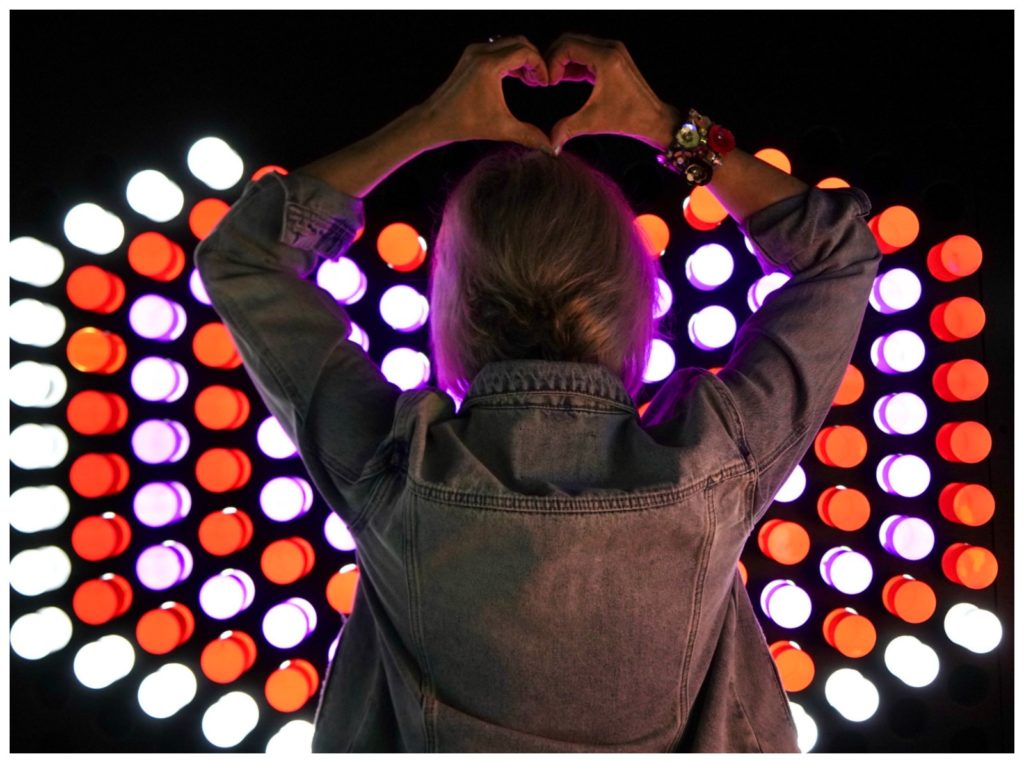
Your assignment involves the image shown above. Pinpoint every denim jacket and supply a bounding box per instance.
[194,167,880,752]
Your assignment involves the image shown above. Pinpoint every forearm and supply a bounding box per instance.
[295,105,444,199]
[648,106,810,226]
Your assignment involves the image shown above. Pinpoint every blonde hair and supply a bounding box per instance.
[428,145,669,401]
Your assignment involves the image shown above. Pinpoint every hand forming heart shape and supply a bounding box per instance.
[419,33,677,155]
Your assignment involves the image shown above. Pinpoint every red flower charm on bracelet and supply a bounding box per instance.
[708,124,736,154]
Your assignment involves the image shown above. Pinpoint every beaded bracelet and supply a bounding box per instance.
[656,108,736,186]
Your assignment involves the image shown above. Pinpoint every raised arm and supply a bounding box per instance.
[546,33,881,524]
[193,37,556,530]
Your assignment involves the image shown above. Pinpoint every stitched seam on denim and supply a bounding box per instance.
[729,678,765,752]
[461,398,636,416]
[664,479,717,752]
[344,392,419,534]
[311,630,345,751]
[748,421,811,524]
[698,368,754,463]
[405,470,436,752]
[406,463,750,514]
[206,284,307,444]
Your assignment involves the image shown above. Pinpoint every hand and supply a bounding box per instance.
[419,36,554,152]
[545,33,679,153]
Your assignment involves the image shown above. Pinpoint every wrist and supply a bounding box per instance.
[643,102,682,151]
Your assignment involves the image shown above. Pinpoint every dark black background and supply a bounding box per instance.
[10,9,1013,753]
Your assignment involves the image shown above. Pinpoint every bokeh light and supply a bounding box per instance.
[9,485,71,534]
[10,606,74,660]
[688,304,736,350]
[137,663,198,719]
[9,424,69,470]
[201,691,260,748]
[884,636,940,688]
[316,256,367,304]
[126,169,185,222]
[10,361,67,408]
[64,202,124,254]
[9,236,64,286]
[870,267,922,314]
[643,338,676,383]
[685,243,734,290]
[129,295,188,341]
[824,668,879,722]
[944,603,1002,653]
[9,299,66,347]
[188,137,244,190]
[380,347,430,390]
[379,284,430,332]
[73,635,135,689]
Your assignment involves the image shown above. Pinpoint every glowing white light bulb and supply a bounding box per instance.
[824,668,879,722]
[201,691,260,748]
[884,635,940,687]
[187,137,244,190]
[9,485,70,533]
[257,416,298,459]
[643,338,676,383]
[10,546,72,596]
[10,606,74,660]
[381,347,430,390]
[871,330,925,374]
[869,267,921,314]
[944,603,1002,654]
[773,465,806,503]
[873,391,928,435]
[747,272,790,312]
[688,305,736,350]
[73,635,135,689]
[260,476,313,522]
[685,243,734,290]
[9,299,66,347]
[266,720,315,753]
[382,284,430,331]
[788,701,818,753]
[876,453,931,498]
[137,663,198,718]
[324,512,356,551]
[64,202,124,254]
[317,256,368,305]
[9,424,69,470]
[760,580,812,628]
[348,320,370,352]
[262,598,318,649]
[126,169,185,222]
[9,236,65,287]
[819,546,873,594]
[9,361,68,408]
[653,277,674,319]
[189,268,212,305]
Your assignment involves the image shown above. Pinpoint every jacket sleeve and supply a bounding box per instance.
[710,186,882,525]
[193,170,401,531]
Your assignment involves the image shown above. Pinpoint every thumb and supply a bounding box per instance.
[515,122,555,154]
[550,113,584,155]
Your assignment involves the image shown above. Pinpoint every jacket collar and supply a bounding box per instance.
[461,359,636,413]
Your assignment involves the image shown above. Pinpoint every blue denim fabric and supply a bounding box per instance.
[194,168,880,752]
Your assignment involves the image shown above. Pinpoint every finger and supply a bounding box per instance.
[550,104,593,153]
[514,122,555,153]
[546,39,598,85]
[496,45,549,84]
